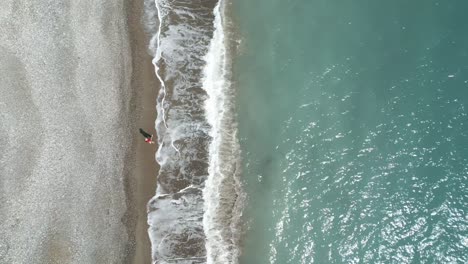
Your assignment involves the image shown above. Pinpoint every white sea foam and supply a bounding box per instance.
[146,0,243,262]
[202,1,245,263]
[147,0,237,263]
[148,186,206,264]
[153,0,168,131]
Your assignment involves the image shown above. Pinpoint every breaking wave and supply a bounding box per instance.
[145,0,243,263]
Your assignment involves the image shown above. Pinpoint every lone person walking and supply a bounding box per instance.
[139,128,155,144]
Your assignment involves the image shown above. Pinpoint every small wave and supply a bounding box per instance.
[201,1,244,263]
[146,0,216,262]
[145,0,244,263]
[148,186,206,263]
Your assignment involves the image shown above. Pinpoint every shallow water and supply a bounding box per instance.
[235,0,468,263]
[146,0,244,263]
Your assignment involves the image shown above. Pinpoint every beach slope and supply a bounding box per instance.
[0,0,157,263]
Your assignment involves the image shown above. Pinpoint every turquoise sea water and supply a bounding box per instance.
[234,1,468,263]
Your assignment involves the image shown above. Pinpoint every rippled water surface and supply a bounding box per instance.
[235,0,468,263]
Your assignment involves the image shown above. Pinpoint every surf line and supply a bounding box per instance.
[153,0,168,129]
[153,0,181,156]
[202,0,244,263]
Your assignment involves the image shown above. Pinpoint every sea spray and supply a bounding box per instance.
[201,1,244,263]
[144,0,236,263]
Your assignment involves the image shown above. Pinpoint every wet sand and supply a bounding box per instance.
[0,0,157,263]
[125,0,159,263]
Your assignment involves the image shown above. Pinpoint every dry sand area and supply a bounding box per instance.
[0,0,157,263]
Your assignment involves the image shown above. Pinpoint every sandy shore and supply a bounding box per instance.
[0,0,157,263]
[125,0,159,263]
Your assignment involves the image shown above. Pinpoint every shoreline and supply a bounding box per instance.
[124,0,159,263]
